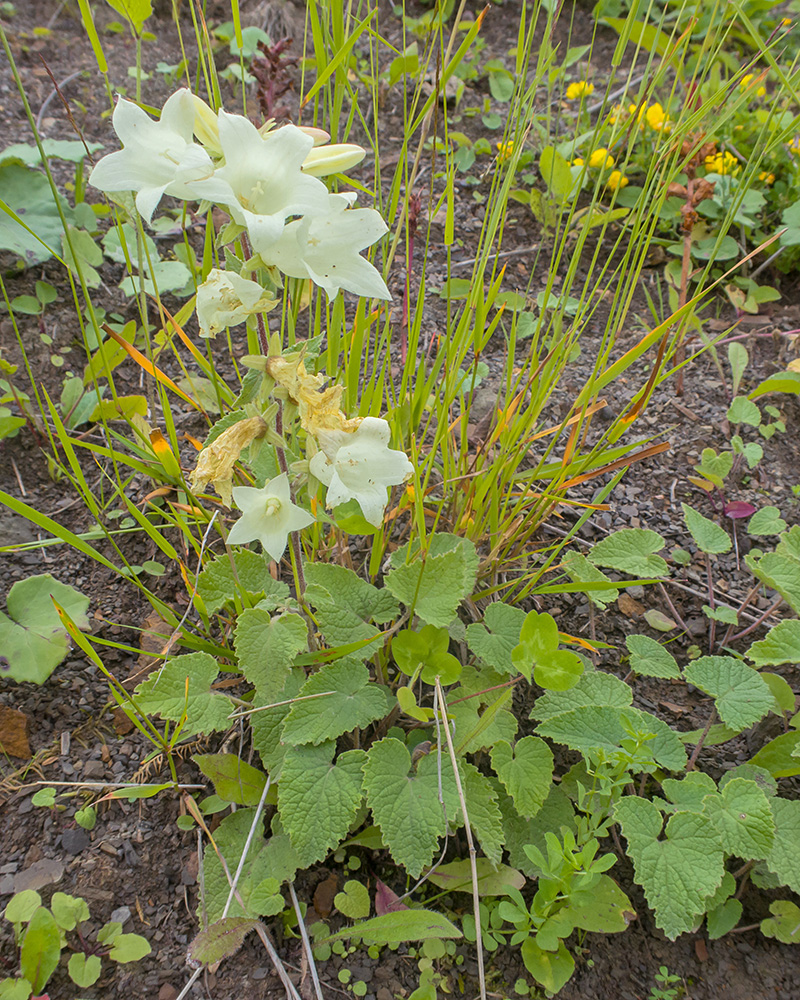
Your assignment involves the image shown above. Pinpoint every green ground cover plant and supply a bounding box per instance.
[1,0,799,996]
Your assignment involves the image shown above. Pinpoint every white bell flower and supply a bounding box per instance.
[261,192,390,300]
[302,143,366,177]
[196,268,276,338]
[89,89,233,224]
[213,112,330,254]
[227,473,314,562]
[309,417,413,526]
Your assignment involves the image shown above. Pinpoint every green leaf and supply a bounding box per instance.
[386,534,478,628]
[427,859,524,895]
[50,892,89,931]
[363,738,458,878]
[197,549,290,615]
[67,953,101,988]
[520,939,575,994]
[107,932,152,963]
[561,551,620,609]
[465,603,526,673]
[511,610,583,689]
[278,744,365,866]
[187,917,257,966]
[683,656,774,731]
[696,448,733,486]
[563,875,635,934]
[615,798,725,940]
[587,528,668,577]
[749,371,800,399]
[235,610,307,703]
[0,139,103,165]
[703,604,738,625]
[625,635,681,679]
[201,810,266,921]
[334,880,371,919]
[0,979,32,1000]
[681,504,731,554]
[0,162,73,265]
[305,562,398,654]
[62,226,103,289]
[746,550,800,613]
[702,778,774,859]
[761,900,800,943]
[748,731,800,777]
[133,652,232,737]
[449,689,518,754]
[747,620,800,667]
[539,146,574,201]
[532,670,632,720]
[392,625,462,685]
[105,0,153,32]
[764,799,800,893]
[328,908,462,945]
[193,753,267,806]
[747,507,788,537]
[250,669,305,779]
[490,737,553,819]
[281,659,391,745]
[460,763,505,866]
[499,784,576,877]
[660,771,717,812]
[707,898,742,939]
[762,672,796,713]
[727,396,761,426]
[20,907,60,993]
[248,878,285,917]
[0,573,89,684]
[5,891,42,924]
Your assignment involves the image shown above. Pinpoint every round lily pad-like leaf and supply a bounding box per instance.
[533,650,583,691]
[0,162,74,265]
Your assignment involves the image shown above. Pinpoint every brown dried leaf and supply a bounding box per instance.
[0,705,30,758]
[618,594,645,617]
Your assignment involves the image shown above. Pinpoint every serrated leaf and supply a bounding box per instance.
[563,875,635,933]
[305,562,398,654]
[334,880,371,919]
[250,669,305,780]
[460,763,505,866]
[615,798,725,940]
[426,858,524,895]
[386,534,478,627]
[490,737,553,819]
[449,689,518,754]
[747,620,800,667]
[498,784,576,877]
[465,603,526,673]
[761,900,800,943]
[587,528,668,578]
[683,656,774,731]
[532,670,632,721]
[329,908,462,945]
[0,573,90,684]
[764,799,800,893]
[660,772,717,812]
[750,730,800,777]
[187,917,257,966]
[133,652,232,737]
[561,550,620,609]
[197,549,290,614]
[746,551,800,614]
[681,504,731,554]
[278,744,365,866]
[748,507,788,537]
[281,659,390,746]
[235,610,308,703]
[625,635,681,679]
[702,777,774,858]
[707,898,742,939]
[193,753,267,806]
[363,738,459,878]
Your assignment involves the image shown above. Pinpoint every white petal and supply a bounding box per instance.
[159,89,197,143]
[309,450,334,485]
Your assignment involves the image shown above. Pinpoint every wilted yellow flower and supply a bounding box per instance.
[704,150,741,176]
[266,353,359,445]
[606,170,629,191]
[759,170,776,185]
[190,416,268,506]
[588,147,615,169]
[645,103,671,131]
[566,80,594,100]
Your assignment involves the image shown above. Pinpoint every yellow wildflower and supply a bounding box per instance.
[572,156,584,166]
[566,80,594,100]
[739,74,766,98]
[704,150,741,176]
[628,103,646,125]
[759,170,776,185]
[644,103,671,131]
[496,140,515,163]
[606,170,629,191]
[781,17,791,28]
[588,147,615,169]
[607,103,625,125]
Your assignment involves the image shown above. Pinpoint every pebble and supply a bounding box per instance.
[83,759,107,780]
[111,905,132,925]
[14,858,64,893]
[251,967,268,980]
[61,827,91,855]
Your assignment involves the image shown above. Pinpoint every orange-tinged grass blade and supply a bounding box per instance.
[142,486,173,502]
[559,441,670,489]
[183,433,204,451]
[559,632,599,654]
[527,399,608,442]
[154,296,209,370]
[150,429,183,479]
[102,323,203,412]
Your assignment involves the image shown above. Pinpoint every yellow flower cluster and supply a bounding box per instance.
[758,170,775,185]
[644,102,670,131]
[606,170,628,191]
[612,102,671,132]
[588,147,615,169]
[704,150,741,176]
[496,140,515,163]
[740,74,767,98]
[566,80,594,100]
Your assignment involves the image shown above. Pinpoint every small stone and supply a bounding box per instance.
[158,985,179,1000]
[0,875,15,895]
[252,968,268,980]
[110,906,131,925]
[82,759,107,780]
[61,828,91,855]
[14,858,64,893]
